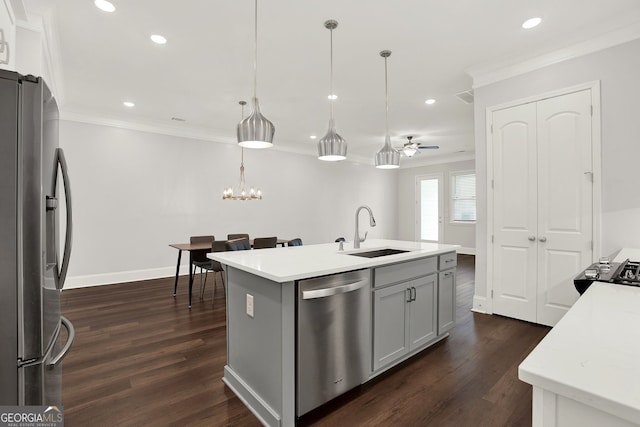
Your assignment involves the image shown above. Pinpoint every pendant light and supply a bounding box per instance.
[374,50,400,169]
[317,20,347,161]
[237,0,275,149]
[224,101,263,200]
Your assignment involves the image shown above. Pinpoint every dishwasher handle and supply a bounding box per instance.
[302,279,368,300]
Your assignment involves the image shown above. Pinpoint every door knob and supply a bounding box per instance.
[539,236,547,242]
[528,236,536,241]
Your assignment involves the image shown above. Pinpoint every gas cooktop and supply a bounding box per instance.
[573,258,640,294]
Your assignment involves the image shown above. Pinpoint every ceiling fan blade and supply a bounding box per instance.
[417,145,439,149]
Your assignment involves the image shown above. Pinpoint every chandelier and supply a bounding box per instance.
[223,101,263,200]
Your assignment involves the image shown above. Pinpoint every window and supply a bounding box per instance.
[451,172,476,222]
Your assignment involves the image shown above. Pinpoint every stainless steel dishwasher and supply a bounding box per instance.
[297,269,370,416]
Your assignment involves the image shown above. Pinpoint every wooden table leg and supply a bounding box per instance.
[173,250,182,296]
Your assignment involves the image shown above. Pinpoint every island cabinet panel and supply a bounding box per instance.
[374,257,437,288]
[438,269,456,335]
[409,274,438,348]
[372,273,438,371]
[372,283,410,371]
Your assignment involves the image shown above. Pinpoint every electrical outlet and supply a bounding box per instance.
[246,294,254,318]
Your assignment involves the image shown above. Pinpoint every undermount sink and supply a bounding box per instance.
[346,248,411,258]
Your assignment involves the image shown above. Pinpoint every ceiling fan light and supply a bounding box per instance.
[318,120,347,161]
[375,135,400,169]
[237,97,275,148]
[402,146,418,157]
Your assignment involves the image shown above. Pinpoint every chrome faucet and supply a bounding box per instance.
[354,205,376,249]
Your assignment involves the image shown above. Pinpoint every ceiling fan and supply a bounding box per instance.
[396,136,439,157]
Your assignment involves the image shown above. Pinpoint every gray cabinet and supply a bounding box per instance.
[372,252,457,373]
[373,282,410,370]
[408,275,438,348]
[438,269,456,335]
[372,273,437,371]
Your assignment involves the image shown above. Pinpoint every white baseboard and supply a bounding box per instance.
[456,247,476,255]
[63,265,189,289]
[472,295,491,314]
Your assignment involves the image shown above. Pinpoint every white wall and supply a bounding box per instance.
[0,0,16,70]
[397,159,476,253]
[60,120,398,288]
[473,38,640,310]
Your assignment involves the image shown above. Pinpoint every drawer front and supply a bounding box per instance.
[374,257,437,288]
[439,252,457,270]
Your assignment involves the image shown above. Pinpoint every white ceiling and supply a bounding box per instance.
[22,0,640,165]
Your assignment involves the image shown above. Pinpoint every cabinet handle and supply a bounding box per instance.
[406,288,412,303]
[411,287,417,302]
[539,236,547,243]
[445,259,454,263]
[443,272,451,278]
[528,235,536,241]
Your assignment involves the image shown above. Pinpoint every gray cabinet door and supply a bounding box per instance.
[438,269,456,335]
[408,274,437,349]
[373,282,410,371]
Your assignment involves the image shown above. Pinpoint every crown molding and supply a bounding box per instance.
[468,20,640,89]
[60,109,237,144]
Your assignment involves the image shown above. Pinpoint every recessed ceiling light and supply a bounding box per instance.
[123,101,135,107]
[150,34,167,45]
[310,135,317,139]
[328,94,338,100]
[94,0,115,12]
[522,17,542,29]
[425,98,436,105]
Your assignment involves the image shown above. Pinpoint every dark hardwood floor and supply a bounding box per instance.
[60,255,550,426]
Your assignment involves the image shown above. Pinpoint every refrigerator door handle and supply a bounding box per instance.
[54,148,73,290]
[48,316,75,368]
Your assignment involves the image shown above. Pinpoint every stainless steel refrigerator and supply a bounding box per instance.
[0,69,74,405]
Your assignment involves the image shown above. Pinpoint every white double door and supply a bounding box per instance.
[491,89,593,327]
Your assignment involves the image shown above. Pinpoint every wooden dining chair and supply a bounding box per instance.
[227,233,249,240]
[253,236,277,249]
[190,235,214,298]
[203,240,228,305]
[225,237,252,251]
[287,238,303,247]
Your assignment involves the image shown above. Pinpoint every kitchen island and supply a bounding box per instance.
[518,281,640,426]
[209,239,459,426]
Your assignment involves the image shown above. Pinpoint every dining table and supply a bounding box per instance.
[168,238,289,307]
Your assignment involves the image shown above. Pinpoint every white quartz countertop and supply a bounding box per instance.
[208,239,459,282]
[518,282,640,424]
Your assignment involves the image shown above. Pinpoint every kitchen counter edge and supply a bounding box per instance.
[208,239,460,283]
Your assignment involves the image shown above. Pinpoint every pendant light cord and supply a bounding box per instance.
[240,101,246,190]
[253,0,258,100]
[384,55,389,137]
[329,26,334,122]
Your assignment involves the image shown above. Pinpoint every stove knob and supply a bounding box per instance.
[599,257,611,265]
[585,269,599,279]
